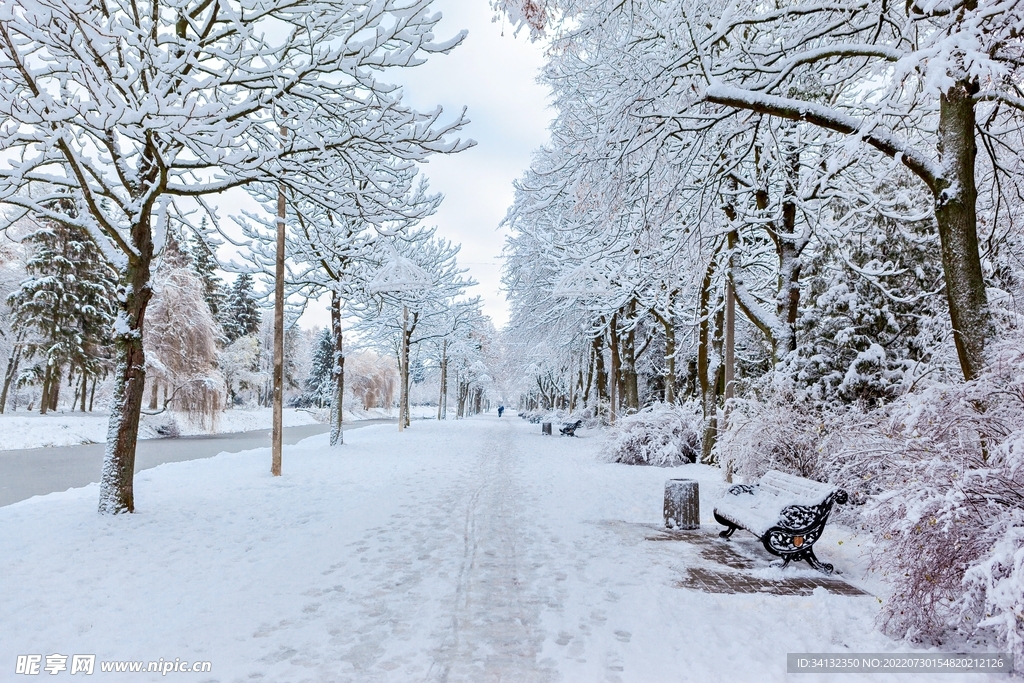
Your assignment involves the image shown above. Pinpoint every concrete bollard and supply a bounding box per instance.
[664,479,700,530]
[542,422,552,435]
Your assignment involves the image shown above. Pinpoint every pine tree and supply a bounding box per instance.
[188,228,227,322]
[6,217,117,412]
[223,273,261,343]
[300,327,334,408]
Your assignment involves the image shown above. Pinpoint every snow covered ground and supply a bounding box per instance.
[0,416,1002,682]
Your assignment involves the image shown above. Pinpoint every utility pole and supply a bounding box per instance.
[271,124,287,477]
[399,305,408,432]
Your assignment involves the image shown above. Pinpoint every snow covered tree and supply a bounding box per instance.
[0,218,31,413]
[504,0,1024,382]
[223,274,262,344]
[218,334,259,407]
[353,228,476,429]
[5,214,116,413]
[300,327,334,409]
[0,0,470,513]
[188,229,228,324]
[144,247,223,428]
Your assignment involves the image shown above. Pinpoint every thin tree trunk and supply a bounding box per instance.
[725,280,736,405]
[620,302,640,412]
[89,376,96,412]
[653,309,677,404]
[271,125,287,476]
[39,364,51,415]
[271,133,287,476]
[583,342,595,409]
[149,377,159,410]
[49,366,61,411]
[329,292,345,447]
[592,333,607,406]
[0,338,23,414]
[772,142,802,358]
[80,371,88,412]
[398,307,413,431]
[701,301,726,465]
[609,315,621,422]
[437,339,447,420]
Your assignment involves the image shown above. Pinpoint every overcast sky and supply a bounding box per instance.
[298,0,552,331]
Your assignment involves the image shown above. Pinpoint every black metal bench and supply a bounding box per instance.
[559,420,583,436]
[713,470,848,574]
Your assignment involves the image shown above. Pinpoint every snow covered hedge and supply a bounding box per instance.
[829,338,1024,662]
[602,402,701,466]
[717,396,835,483]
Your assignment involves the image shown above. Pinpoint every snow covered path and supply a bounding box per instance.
[0,416,999,682]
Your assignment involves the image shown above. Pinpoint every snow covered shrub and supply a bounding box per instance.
[718,396,833,482]
[962,517,1024,664]
[154,418,181,438]
[602,402,701,466]
[841,339,1024,657]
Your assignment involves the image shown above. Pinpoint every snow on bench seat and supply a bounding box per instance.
[713,470,848,574]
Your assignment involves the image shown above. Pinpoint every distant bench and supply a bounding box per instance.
[713,470,848,574]
[560,420,583,437]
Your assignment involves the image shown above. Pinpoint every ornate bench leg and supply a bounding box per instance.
[713,511,738,539]
[803,548,834,575]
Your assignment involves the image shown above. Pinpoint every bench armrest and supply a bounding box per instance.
[776,489,847,532]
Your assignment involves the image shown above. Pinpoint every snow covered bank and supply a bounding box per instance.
[0,408,321,451]
[0,417,1002,681]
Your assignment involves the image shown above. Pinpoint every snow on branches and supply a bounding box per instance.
[0,0,471,512]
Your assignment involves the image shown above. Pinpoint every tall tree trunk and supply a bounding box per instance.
[583,343,595,409]
[89,375,97,412]
[620,302,640,412]
[936,80,987,381]
[772,142,802,358]
[48,366,61,412]
[0,337,23,414]
[329,292,345,447]
[592,333,607,405]
[398,307,413,430]
[609,316,621,422]
[724,280,736,406]
[39,364,52,415]
[79,371,88,412]
[697,256,717,414]
[653,309,677,404]
[438,339,448,420]
[457,376,468,418]
[149,377,159,410]
[98,240,155,514]
[701,300,726,465]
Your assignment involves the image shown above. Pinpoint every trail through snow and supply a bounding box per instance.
[0,415,1002,682]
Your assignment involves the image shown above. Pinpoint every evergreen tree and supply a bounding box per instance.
[300,327,334,408]
[6,216,117,412]
[188,229,228,322]
[223,273,261,342]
